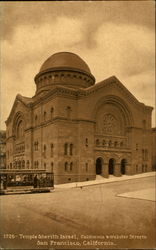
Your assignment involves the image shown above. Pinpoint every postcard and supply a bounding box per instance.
[0,1,155,249]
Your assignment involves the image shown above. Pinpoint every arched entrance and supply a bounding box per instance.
[96,157,103,175]
[121,159,127,175]
[109,158,115,175]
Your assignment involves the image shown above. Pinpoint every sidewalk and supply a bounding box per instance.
[54,171,156,190]
[1,172,155,195]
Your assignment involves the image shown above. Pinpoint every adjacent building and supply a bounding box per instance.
[152,128,156,171]
[0,130,6,169]
[5,52,153,184]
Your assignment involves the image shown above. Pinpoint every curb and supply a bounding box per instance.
[54,172,156,190]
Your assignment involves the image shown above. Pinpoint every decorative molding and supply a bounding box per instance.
[94,148,131,153]
[25,117,95,132]
[34,68,95,95]
[6,75,152,126]
[34,67,95,84]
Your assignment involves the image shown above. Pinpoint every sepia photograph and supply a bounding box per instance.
[0,1,155,249]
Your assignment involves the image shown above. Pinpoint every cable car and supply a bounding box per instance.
[0,169,54,194]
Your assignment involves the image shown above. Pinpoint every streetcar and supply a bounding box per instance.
[0,169,54,194]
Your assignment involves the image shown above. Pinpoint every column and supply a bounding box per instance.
[102,163,109,178]
[114,163,121,177]
[126,164,132,175]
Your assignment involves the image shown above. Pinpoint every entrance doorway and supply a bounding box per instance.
[96,158,103,175]
[121,159,127,175]
[109,158,115,175]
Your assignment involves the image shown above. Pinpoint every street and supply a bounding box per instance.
[0,176,155,249]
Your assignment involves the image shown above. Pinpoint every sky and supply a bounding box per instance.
[0,1,155,129]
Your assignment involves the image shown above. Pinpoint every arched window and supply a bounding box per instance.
[64,143,68,155]
[44,111,47,122]
[35,115,38,126]
[145,149,148,160]
[17,120,24,139]
[43,145,46,158]
[102,140,106,146]
[51,162,53,172]
[51,143,54,157]
[114,141,118,147]
[142,120,146,129]
[27,160,29,169]
[44,163,46,170]
[142,149,144,160]
[22,160,25,169]
[70,162,73,171]
[85,138,88,147]
[10,163,12,169]
[70,144,73,156]
[120,141,123,147]
[19,161,21,169]
[96,139,100,146]
[66,106,71,119]
[86,163,88,172]
[13,162,16,169]
[65,162,68,171]
[51,107,54,120]
[108,140,112,147]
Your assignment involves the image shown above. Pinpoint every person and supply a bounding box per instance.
[33,175,38,188]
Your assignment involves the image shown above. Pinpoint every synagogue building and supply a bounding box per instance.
[5,52,153,184]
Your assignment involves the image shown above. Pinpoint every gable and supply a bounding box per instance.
[86,76,153,111]
[5,94,32,125]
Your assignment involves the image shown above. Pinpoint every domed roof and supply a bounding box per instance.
[34,51,95,95]
[39,52,91,74]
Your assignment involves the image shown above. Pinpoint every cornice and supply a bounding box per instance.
[25,117,95,132]
[34,67,95,83]
[32,76,153,113]
[126,126,152,131]
[94,148,131,153]
[6,75,152,126]
[13,153,25,157]
[32,86,79,106]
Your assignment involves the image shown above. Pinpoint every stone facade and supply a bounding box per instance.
[152,128,156,171]
[5,52,153,184]
[0,130,6,169]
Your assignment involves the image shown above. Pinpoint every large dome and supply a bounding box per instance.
[34,52,95,95]
[39,52,91,74]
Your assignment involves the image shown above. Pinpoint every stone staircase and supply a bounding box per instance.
[96,175,105,180]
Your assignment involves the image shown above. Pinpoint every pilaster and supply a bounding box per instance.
[114,163,122,177]
[102,163,109,178]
